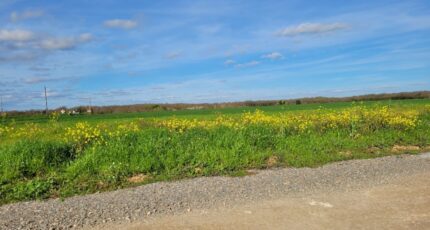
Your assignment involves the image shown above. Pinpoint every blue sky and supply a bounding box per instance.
[0,0,429,110]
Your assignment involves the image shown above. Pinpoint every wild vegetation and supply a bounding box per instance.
[0,99,430,204]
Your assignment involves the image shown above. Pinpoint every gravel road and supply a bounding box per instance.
[111,172,430,230]
[1,153,429,230]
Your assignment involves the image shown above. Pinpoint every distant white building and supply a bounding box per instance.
[60,109,66,114]
[69,110,79,115]
[186,106,204,110]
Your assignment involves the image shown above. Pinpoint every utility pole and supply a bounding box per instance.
[89,97,92,113]
[90,97,93,114]
[44,86,48,114]
[82,97,93,114]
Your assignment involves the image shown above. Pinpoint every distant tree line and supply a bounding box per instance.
[5,91,430,116]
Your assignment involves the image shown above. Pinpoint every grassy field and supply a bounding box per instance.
[5,98,430,124]
[1,99,430,204]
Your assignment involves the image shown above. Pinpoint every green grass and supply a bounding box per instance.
[0,99,429,204]
[7,98,430,125]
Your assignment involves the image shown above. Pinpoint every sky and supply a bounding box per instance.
[0,0,430,111]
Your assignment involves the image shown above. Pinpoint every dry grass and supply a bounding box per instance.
[391,145,420,152]
[127,174,149,184]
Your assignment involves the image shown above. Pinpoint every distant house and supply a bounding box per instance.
[60,109,66,114]
[186,106,204,110]
[69,110,79,115]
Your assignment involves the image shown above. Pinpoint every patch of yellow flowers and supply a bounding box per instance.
[0,105,424,145]
[64,122,104,152]
[104,121,140,138]
[63,121,141,152]
[159,106,420,133]
[0,123,42,139]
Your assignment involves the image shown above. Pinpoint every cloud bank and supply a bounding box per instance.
[0,29,34,42]
[39,33,93,50]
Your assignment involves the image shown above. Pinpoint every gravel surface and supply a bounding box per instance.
[1,153,429,230]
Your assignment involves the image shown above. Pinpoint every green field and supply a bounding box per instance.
[1,99,430,204]
[5,98,430,124]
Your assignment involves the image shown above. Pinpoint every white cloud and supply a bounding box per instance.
[39,89,68,98]
[165,51,181,59]
[277,22,349,37]
[104,19,138,29]
[224,59,235,65]
[39,33,93,50]
[261,52,283,60]
[0,32,93,63]
[29,66,50,72]
[197,24,222,35]
[10,10,44,22]
[40,39,74,50]
[23,76,71,84]
[235,60,260,68]
[0,52,37,63]
[78,33,93,42]
[23,77,51,84]
[0,29,34,42]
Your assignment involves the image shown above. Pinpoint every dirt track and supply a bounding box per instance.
[113,172,430,230]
